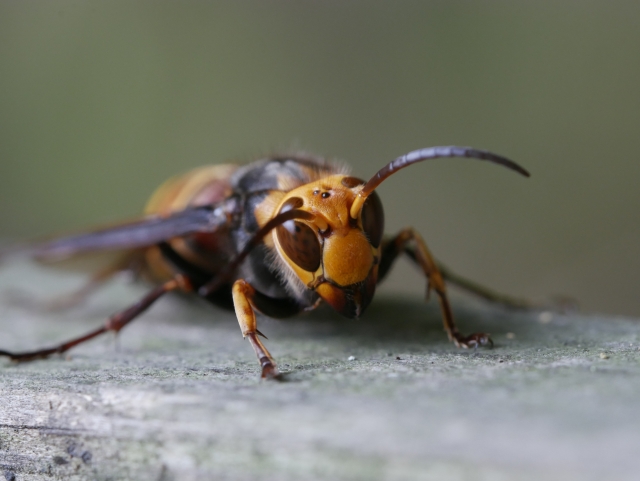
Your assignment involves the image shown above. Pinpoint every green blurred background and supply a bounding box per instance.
[1,2,638,316]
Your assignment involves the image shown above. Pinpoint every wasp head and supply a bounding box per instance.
[272,175,384,319]
[270,146,530,318]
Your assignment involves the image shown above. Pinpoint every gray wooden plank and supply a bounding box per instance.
[1,260,639,480]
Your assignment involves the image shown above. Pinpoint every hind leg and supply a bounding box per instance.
[6,253,143,312]
[0,274,190,362]
[435,261,535,310]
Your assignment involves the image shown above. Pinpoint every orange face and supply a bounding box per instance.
[272,175,384,319]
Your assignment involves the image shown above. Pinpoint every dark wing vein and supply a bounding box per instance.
[26,205,231,260]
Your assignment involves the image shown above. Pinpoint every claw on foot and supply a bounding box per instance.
[260,358,281,380]
[453,332,493,349]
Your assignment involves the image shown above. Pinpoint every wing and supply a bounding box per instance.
[5,202,235,262]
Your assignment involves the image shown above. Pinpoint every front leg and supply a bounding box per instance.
[378,228,492,348]
[231,279,304,379]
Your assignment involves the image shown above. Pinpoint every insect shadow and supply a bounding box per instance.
[264,294,521,348]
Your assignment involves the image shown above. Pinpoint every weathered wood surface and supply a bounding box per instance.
[1,260,639,481]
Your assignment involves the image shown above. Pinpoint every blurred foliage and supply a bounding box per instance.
[1,1,639,316]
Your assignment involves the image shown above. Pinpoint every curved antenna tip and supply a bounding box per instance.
[349,146,530,219]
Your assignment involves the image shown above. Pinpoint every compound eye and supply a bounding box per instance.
[276,197,322,272]
[361,190,384,248]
